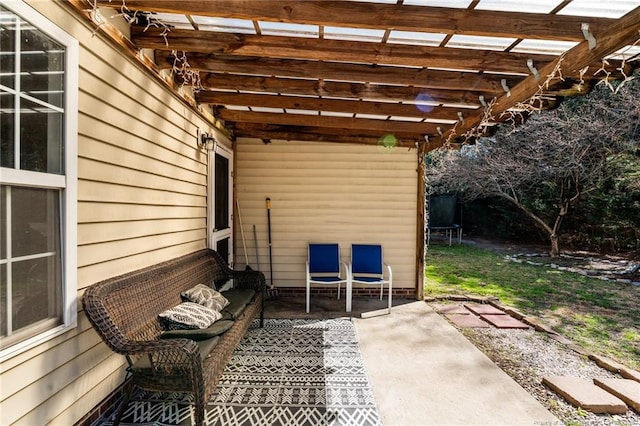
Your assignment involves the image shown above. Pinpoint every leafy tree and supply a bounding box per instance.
[427,78,640,257]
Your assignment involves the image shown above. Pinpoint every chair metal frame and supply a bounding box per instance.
[305,243,349,313]
[347,244,392,313]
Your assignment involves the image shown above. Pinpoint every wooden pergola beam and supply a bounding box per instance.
[197,74,489,106]
[158,53,522,93]
[133,27,557,75]
[198,91,473,121]
[232,123,425,147]
[445,6,640,141]
[100,0,614,41]
[218,110,440,135]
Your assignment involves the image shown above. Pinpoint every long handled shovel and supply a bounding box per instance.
[253,224,261,271]
[236,198,252,270]
[266,197,278,299]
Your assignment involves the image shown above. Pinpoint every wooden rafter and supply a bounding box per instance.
[133,27,559,76]
[444,6,640,142]
[158,53,522,93]
[197,91,474,121]
[217,110,442,135]
[196,74,492,106]
[81,1,640,145]
[98,0,614,41]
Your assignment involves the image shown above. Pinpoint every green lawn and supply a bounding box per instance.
[425,243,640,370]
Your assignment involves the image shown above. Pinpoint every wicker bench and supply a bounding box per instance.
[82,249,265,426]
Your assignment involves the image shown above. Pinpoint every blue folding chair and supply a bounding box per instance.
[306,243,349,313]
[347,244,392,313]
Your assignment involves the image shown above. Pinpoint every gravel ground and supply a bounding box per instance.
[459,326,640,426]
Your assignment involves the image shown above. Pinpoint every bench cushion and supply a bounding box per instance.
[181,284,230,311]
[221,288,256,320]
[131,336,220,373]
[160,320,235,341]
[159,302,222,330]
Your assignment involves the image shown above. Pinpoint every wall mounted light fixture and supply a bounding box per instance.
[198,132,217,151]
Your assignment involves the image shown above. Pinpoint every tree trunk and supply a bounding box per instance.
[549,233,560,258]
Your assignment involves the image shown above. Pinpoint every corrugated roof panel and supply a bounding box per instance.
[389,116,425,122]
[223,105,250,111]
[446,35,518,51]
[557,0,640,18]
[285,109,319,115]
[608,45,640,60]
[355,113,390,120]
[149,12,192,29]
[250,106,284,113]
[387,30,446,46]
[402,0,473,7]
[324,26,385,42]
[475,0,561,13]
[321,111,354,117]
[258,21,318,38]
[511,39,579,55]
[192,16,255,34]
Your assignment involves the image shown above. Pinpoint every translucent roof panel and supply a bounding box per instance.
[249,106,283,113]
[446,35,518,51]
[474,0,561,13]
[285,109,319,115]
[355,113,390,120]
[192,16,255,34]
[608,45,640,61]
[387,31,447,46]
[258,21,318,38]
[556,0,640,18]
[389,116,425,122]
[511,39,579,55]
[402,0,473,7]
[348,0,399,3]
[149,13,192,30]
[320,111,354,117]
[223,105,250,111]
[324,26,385,43]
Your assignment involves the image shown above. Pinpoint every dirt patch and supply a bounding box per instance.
[467,238,640,285]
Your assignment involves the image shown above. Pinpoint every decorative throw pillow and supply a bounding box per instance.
[182,284,230,312]
[158,302,222,330]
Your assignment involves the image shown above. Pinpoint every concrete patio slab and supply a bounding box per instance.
[481,314,531,329]
[446,313,491,328]
[432,303,470,314]
[542,376,628,414]
[594,378,640,412]
[464,303,505,315]
[354,301,559,425]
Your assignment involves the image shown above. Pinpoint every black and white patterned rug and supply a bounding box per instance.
[104,318,382,426]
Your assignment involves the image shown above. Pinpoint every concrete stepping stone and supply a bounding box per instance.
[588,354,625,373]
[464,303,504,315]
[542,376,628,414]
[594,378,640,412]
[480,314,530,329]
[445,314,490,328]
[432,304,470,314]
[621,368,640,383]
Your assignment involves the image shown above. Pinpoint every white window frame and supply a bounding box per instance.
[0,0,78,361]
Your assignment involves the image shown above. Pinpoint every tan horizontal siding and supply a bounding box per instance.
[78,218,204,245]
[234,139,418,291]
[0,2,223,425]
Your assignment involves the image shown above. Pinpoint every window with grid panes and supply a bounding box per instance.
[0,1,77,358]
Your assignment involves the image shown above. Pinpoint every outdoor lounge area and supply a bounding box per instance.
[1,1,639,425]
[81,296,560,425]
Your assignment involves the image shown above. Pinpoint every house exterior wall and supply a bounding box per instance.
[0,2,225,424]
[234,138,419,296]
